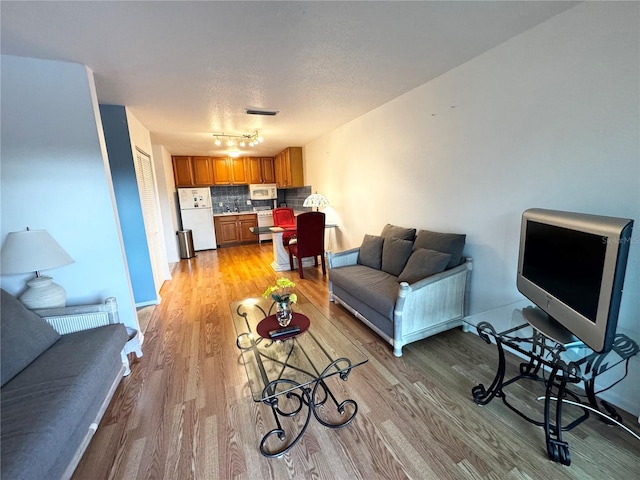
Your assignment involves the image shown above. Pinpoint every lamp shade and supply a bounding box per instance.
[303,192,329,209]
[1,229,74,275]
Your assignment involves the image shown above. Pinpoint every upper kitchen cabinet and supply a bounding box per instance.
[192,156,215,185]
[172,156,194,186]
[275,147,303,188]
[213,157,248,185]
[247,157,276,184]
[172,156,214,186]
[231,157,248,184]
[261,157,276,184]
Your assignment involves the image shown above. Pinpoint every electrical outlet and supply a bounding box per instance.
[218,202,223,207]
[246,200,252,205]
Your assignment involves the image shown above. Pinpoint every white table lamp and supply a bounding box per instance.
[303,192,329,211]
[1,228,75,309]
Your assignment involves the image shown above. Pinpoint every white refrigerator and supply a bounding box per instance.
[178,187,217,250]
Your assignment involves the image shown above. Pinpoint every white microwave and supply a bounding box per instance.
[249,183,278,200]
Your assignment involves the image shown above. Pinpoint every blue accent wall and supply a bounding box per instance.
[100,105,156,304]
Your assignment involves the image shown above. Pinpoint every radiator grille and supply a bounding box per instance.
[44,312,110,335]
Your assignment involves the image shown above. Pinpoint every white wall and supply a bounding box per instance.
[305,3,639,411]
[0,55,140,332]
[125,108,172,286]
[152,144,181,264]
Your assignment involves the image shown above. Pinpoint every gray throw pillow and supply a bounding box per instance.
[1,289,60,386]
[380,224,416,242]
[357,234,384,270]
[413,230,466,269]
[398,249,452,284]
[381,237,414,277]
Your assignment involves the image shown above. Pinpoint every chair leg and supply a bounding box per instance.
[321,255,326,276]
[314,256,319,267]
[289,250,294,271]
[298,255,304,279]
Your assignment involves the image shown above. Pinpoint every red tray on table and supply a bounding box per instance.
[257,312,310,340]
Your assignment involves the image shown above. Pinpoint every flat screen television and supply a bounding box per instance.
[517,208,633,353]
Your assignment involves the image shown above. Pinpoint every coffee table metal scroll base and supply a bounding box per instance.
[259,359,358,458]
[233,297,363,459]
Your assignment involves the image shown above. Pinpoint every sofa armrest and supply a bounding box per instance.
[327,247,360,269]
[393,257,473,352]
[34,297,121,335]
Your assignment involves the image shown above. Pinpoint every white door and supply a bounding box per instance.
[134,149,165,297]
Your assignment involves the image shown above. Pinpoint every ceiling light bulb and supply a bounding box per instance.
[257,136,264,143]
[227,139,234,147]
[214,137,221,146]
[239,139,246,147]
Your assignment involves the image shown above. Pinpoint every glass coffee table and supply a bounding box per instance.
[230,291,368,458]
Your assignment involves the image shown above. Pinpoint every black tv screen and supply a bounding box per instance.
[517,209,633,353]
[522,221,606,323]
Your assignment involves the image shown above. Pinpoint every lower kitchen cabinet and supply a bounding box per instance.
[214,214,258,246]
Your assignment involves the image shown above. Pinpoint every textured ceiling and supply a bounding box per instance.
[1,1,578,157]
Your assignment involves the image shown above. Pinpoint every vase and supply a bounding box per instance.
[276,302,293,327]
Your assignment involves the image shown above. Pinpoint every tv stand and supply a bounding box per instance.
[465,302,639,466]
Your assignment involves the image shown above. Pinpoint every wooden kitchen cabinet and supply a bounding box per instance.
[214,215,239,244]
[231,158,248,184]
[172,156,215,186]
[238,215,258,243]
[213,157,248,185]
[212,157,231,184]
[260,157,276,184]
[191,156,215,185]
[275,147,304,188]
[172,156,194,186]
[246,157,276,184]
[214,213,258,246]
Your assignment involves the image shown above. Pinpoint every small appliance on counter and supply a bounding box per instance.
[249,183,278,200]
[178,187,217,250]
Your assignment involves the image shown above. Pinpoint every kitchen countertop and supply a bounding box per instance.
[213,211,257,217]
[213,210,312,217]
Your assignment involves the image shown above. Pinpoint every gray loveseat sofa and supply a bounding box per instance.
[328,224,472,356]
[1,289,129,480]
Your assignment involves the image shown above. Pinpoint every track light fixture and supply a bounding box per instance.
[212,131,264,149]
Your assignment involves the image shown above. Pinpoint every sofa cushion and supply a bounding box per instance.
[413,230,466,269]
[357,234,384,270]
[330,265,399,320]
[0,324,127,480]
[331,285,394,338]
[398,248,452,284]
[1,289,60,387]
[381,237,413,277]
[381,224,416,242]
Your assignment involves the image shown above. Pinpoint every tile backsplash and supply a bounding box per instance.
[282,186,311,211]
[210,185,312,214]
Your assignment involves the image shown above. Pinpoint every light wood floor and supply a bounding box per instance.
[73,243,640,479]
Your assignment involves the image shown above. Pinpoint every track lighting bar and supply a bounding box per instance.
[212,131,264,148]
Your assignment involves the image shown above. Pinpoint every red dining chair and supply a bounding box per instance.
[288,212,326,279]
[273,207,297,246]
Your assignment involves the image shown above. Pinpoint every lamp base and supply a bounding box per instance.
[19,276,66,309]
